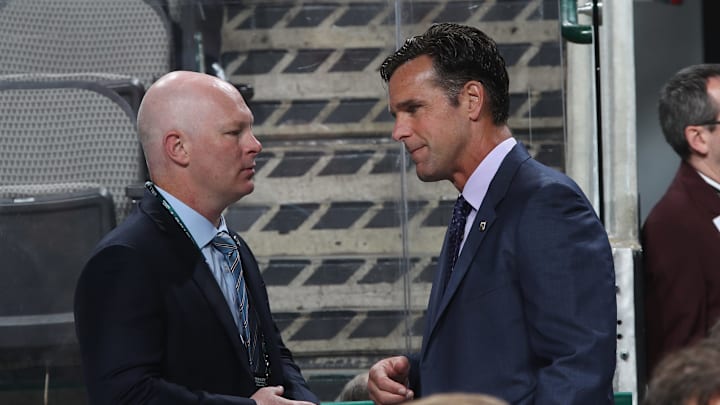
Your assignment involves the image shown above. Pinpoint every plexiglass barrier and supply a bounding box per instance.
[0,0,565,402]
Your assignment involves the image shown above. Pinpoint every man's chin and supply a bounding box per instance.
[233,183,255,200]
[415,167,440,183]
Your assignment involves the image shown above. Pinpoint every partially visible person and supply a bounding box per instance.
[412,393,509,405]
[74,71,318,404]
[336,372,370,402]
[367,23,616,405]
[643,339,720,405]
[642,64,720,375]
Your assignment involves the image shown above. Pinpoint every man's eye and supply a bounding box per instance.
[406,104,420,114]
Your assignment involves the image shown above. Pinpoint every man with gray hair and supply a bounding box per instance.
[643,64,720,375]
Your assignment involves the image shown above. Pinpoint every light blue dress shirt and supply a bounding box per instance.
[154,186,243,329]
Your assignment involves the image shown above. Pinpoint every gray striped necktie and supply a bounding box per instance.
[211,232,261,369]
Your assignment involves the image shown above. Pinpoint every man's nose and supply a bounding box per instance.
[391,120,411,142]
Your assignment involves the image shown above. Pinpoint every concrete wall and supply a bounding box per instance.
[634,1,703,224]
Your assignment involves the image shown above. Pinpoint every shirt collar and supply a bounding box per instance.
[461,137,517,211]
[154,185,228,248]
[698,171,720,193]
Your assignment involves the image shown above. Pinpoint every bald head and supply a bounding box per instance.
[135,70,260,223]
[137,71,245,178]
[413,393,509,405]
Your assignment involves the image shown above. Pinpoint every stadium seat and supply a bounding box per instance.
[0,0,172,90]
[0,78,143,394]
[0,79,143,222]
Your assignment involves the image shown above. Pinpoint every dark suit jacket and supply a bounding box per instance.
[74,191,318,404]
[408,144,617,404]
[642,161,720,374]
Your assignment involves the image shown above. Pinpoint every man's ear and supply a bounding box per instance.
[164,131,190,166]
[685,125,710,156]
[465,81,484,121]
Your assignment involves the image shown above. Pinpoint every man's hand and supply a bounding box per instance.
[251,386,316,405]
[367,356,414,404]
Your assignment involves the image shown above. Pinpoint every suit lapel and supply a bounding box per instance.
[423,144,531,350]
[191,258,252,368]
[677,161,720,219]
[140,191,252,371]
[424,231,452,331]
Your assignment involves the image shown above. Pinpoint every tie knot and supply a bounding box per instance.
[454,195,472,217]
[211,232,237,255]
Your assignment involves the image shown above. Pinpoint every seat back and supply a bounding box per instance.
[0,0,172,90]
[0,80,142,222]
[0,191,115,355]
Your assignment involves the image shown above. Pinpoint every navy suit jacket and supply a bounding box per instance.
[74,191,318,404]
[408,144,617,404]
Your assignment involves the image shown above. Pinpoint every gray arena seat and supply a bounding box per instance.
[0,80,140,385]
[0,0,172,90]
[0,191,115,368]
[0,80,143,222]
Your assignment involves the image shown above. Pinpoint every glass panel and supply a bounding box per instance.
[0,0,566,402]
[222,1,404,399]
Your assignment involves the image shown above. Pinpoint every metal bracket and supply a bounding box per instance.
[561,0,601,44]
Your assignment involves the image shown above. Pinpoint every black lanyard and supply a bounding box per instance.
[145,181,198,247]
[145,181,271,386]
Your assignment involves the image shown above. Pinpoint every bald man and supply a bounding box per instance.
[74,71,319,405]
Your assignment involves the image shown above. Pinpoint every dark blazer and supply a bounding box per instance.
[74,191,318,404]
[408,144,617,404]
[642,161,720,374]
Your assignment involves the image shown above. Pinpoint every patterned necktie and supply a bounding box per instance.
[442,195,472,292]
[211,232,261,369]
